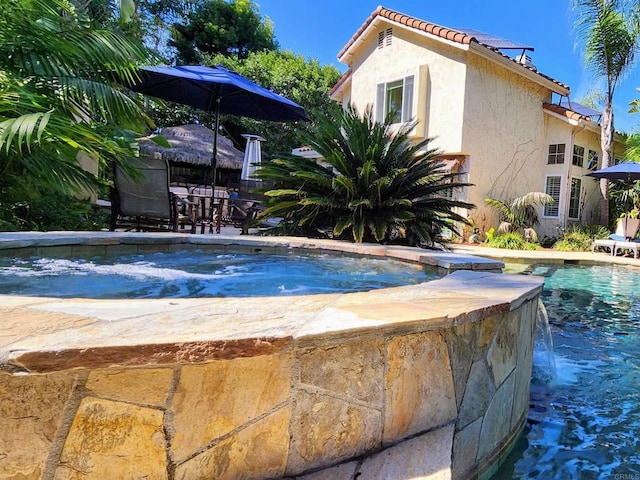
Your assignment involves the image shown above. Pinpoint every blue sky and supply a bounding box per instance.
[255,0,640,134]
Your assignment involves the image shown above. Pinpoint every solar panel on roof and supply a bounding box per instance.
[560,101,602,118]
[455,28,534,51]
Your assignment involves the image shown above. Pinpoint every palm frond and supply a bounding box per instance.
[0,0,154,197]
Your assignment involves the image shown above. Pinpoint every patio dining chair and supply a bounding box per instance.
[110,156,197,233]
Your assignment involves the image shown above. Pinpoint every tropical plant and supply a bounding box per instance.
[0,192,110,232]
[485,232,542,251]
[608,176,640,220]
[572,0,640,226]
[484,192,554,242]
[0,0,154,230]
[553,224,610,251]
[255,103,475,245]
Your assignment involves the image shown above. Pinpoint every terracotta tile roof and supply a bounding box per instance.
[337,5,569,92]
[337,5,473,59]
[543,102,598,123]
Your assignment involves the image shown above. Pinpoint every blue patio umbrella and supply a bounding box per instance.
[126,65,308,189]
[588,162,640,215]
[587,162,640,182]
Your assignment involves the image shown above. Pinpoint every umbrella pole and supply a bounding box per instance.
[207,99,221,234]
[211,98,220,193]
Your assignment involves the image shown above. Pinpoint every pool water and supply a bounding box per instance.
[494,263,640,479]
[0,250,439,299]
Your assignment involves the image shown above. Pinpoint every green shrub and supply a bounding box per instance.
[0,194,109,232]
[485,232,542,250]
[553,224,610,252]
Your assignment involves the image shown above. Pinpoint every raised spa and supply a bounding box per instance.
[0,232,542,480]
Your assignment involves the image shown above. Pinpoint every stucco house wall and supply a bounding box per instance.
[348,25,468,150]
[332,6,626,242]
[461,54,552,236]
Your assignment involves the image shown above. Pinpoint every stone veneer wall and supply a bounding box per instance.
[0,233,543,480]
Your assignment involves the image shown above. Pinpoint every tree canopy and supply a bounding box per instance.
[572,0,640,226]
[170,0,278,64]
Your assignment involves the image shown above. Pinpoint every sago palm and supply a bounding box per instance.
[0,0,154,198]
[257,103,474,245]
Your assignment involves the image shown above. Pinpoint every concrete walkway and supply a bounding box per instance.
[447,243,640,268]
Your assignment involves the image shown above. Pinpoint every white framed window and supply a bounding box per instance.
[548,144,565,164]
[376,75,414,124]
[587,149,599,170]
[569,177,582,219]
[572,145,584,167]
[544,175,561,217]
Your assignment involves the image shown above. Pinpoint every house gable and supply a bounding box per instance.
[336,6,570,96]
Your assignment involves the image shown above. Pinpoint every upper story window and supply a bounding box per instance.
[548,144,565,164]
[376,75,414,124]
[572,145,584,167]
[587,149,599,170]
[385,80,403,123]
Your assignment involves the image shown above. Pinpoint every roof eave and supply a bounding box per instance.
[329,70,352,100]
[543,108,601,136]
[337,6,569,95]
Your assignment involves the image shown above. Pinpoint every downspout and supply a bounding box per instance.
[562,120,586,230]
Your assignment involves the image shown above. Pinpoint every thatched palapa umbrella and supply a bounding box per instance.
[138,124,243,184]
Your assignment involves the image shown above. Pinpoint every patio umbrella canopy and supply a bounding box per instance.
[587,162,640,182]
[127,65,308,190]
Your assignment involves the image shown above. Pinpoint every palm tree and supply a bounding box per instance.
[0,0,153,198]
[573,0,640,227]
[256,103,475,245]
[484,192,554,242]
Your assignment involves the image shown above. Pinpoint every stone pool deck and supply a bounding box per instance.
[0,232,544,480]
[448,243,640,267]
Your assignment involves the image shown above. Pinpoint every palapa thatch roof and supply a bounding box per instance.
[138,124,244,170]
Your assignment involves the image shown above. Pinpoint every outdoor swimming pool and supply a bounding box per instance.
[495,263,640,479]
[0,250,440,298]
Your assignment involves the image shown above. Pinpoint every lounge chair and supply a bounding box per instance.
[110,156,197,233]
[591,237,618,255]
[591,218,640,258]
[614,241,640,258]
